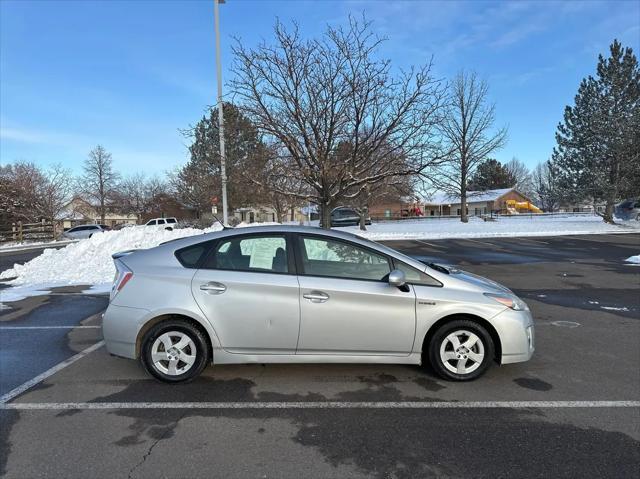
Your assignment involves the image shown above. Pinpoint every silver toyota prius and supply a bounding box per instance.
[103,225,534,383]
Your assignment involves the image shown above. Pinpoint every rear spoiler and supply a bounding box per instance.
[112,250,137,260]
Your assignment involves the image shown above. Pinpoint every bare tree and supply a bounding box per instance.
[0,162,44,223]
[532,160,560,212]
[231,16,446,228]
[436,71,507,222]
[255,151,306,223]
[80,145,119,223]
[37,164,73,226]
[116,173,169,221]
[505,157,534,198]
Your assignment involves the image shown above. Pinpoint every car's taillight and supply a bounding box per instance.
[110,260,133,301]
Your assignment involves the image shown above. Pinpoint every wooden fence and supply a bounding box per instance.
[0,220,55,243]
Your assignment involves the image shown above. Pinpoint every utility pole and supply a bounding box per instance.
[214,0,228,224]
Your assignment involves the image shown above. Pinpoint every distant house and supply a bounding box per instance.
[56,197,138,230]
[231,204,308,224]
[364,196,424,220]
[423,188,539,216]
[556,199,605,214]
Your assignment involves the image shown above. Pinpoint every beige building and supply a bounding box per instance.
[56,197,138,230]
[231,205,308,224]
[423,188,539,216]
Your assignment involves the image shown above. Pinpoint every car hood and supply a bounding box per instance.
[425,262,512,294]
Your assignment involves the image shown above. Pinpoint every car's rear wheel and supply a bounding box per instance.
[141,320,210,383]
[428,319,494,381]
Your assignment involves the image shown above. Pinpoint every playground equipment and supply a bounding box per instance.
[505,199,543,214]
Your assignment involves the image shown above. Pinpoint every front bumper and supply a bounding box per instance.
[491,308,535,364]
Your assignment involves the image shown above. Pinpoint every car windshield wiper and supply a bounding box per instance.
[427,262,450,274]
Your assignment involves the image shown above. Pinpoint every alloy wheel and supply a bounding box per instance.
[439,329,485,375]
[151,331,197,376]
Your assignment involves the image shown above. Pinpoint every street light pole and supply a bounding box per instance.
[214,0,228,225]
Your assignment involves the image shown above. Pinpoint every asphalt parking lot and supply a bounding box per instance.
[1,233,638,478]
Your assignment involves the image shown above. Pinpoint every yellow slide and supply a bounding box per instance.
[506,199,543,214]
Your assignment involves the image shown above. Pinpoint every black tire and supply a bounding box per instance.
[141,319,210,383]
[427,319,494,381]
[89,234,93,238]
[165,226,173,231]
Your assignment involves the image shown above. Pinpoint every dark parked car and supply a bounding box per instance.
[330,207,371,227]
[615,199,640,220]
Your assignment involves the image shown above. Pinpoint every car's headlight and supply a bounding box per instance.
[484,292,527,310]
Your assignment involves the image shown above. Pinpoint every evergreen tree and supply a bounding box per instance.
[552,40,640,223]
[467,159,515,191]
[175,103,269,216]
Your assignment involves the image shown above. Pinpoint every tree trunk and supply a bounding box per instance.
[460,190,468,223]
[602,198,616,224]
[359,207,367,231]
[320,201,332,229]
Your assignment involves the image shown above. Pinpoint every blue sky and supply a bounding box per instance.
[1,0,638,176]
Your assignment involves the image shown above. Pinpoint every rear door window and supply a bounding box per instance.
[203,235,289,273]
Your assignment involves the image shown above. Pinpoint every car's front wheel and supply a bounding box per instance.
[428,319,494,381]
[141,320,210,383]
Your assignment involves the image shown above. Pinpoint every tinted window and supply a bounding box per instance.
[148,220,157,225]
[393,261,442,287]
[299,236,390,281]
[204,235,289,273]
[175,243,210,268]
[166,218,177,224]
[158,219,166,224]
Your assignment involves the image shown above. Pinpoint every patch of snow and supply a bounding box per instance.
[82,283,111,295]
[0,284,54,302]
[588,301,599,305]
[0,225,223,302]
[0,239,77,252]
[624,254,640,264]
[600,306,630,312]
[336,215,640,241]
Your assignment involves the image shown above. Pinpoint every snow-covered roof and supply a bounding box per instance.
[424,188,514,205]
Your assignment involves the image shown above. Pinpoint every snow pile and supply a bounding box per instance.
[0,225,221,288]
[340,215,640,241]
[625,255,640,264]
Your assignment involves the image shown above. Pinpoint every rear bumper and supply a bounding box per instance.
[102,304,150,359]
[491,308,535,365]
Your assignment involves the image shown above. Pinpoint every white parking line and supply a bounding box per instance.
[0,340,105,404]
[413,239,440,248]
[461,238,498,247]
[0,326,101,330]
[2,400,638,410]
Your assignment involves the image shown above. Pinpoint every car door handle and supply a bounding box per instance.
[303,291,329,303]
[199,282,227,294]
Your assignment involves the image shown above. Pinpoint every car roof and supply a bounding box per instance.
[153,224,428,270]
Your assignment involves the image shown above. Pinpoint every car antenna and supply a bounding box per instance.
[211,213,231,230]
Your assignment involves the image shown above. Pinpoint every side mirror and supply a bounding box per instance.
[388,269,406,288]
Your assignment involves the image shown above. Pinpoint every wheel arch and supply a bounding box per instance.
[421,313,502,364]
[136,313,214,362]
